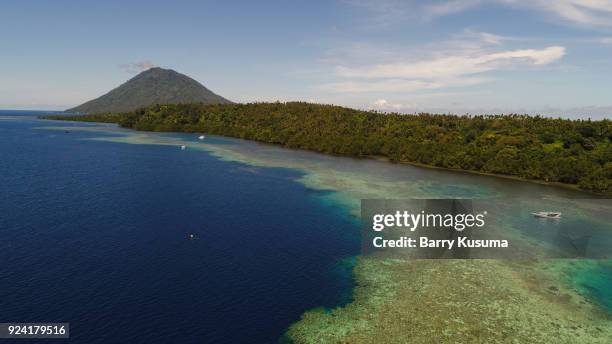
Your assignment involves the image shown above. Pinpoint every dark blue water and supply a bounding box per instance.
[0,112,359,343]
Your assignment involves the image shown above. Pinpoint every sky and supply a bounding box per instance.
[1,0,612,118]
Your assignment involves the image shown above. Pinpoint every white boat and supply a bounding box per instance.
[532,211,562,219]
[198,135,205,140]
[181,145,186,150]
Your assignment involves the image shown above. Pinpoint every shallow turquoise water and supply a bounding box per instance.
[2,111,610,344]
[37,116,612,314]
[567,261,612,312]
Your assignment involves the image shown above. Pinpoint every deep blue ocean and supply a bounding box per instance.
[0,112,359,343]
[1,111,610,343]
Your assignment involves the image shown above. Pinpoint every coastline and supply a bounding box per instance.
[6,2,612,343]
[367,155,601,196]
[35,119,612,343]
[40,117,606,197]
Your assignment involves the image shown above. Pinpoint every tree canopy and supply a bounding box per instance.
[44,102,612,194]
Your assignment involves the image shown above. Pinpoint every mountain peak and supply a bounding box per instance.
[67,68,231,114]
[141,66,176,74]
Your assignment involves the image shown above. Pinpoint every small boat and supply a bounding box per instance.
[181,145,186,150]
[198,135,205,140]
[532,211,562,219]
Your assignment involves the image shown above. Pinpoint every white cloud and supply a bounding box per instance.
[119,60,157,73]
[541,105,612,119]
[337,46,565,79]
[345,0,612,27]
[370,98,417,110]
[321,43,565,93]
[507,0,612,27]
[599,37,612,44]
[321,77,488,93]
[372,99,388,106]
[471,31,508,45]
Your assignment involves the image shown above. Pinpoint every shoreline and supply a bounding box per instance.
[366,155,603,196]
[40,117,606,196]
[36,117,612,343]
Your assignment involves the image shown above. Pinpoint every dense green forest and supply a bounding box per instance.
[43,102,612,193]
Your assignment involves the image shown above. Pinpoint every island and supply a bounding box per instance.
[43,101,611,194]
